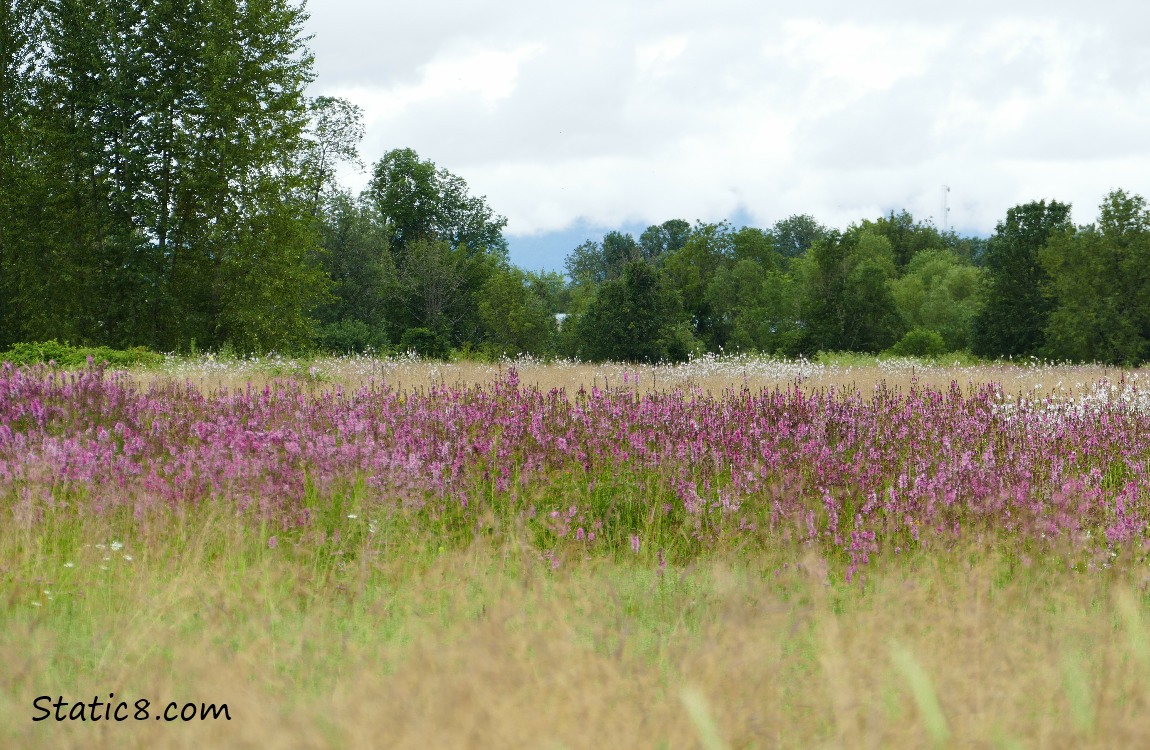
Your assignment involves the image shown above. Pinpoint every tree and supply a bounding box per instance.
[0,0,46,346]
[479,266,556,356]
[639,219,690,263]
[3,0,326,353]
[313,190,395,350]
[366,148,507,258]
[1040,190,1150,364]
[563,231,642,288]
[662,222,736,350]
[972,200,1072,358]
[706,260,803,355]
[565,239,607,288]
[852,210,946,268]
[302,96,365,212]
[796,230,902,352]
[575,261,690,363]
[888,250,984,352]
[772,214,829,258]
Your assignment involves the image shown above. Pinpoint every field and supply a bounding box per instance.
[6,355,1150,749]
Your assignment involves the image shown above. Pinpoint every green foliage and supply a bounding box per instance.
[302,96,365,212]
[797,230,903,353]
[1,0,324,354]
[662,222,738,350]
[888,328,948,357]
[850,210,947,268]
[1040,190,1150,364]
[367,148,507,258]
[315,320,388,355]
[314,190,396,333]
[772,214,829,258]
[575,261,693,362]
[479,266,557,357]
[398,328,451,360]
[639,219,691,263]
[1,340,162,368]
[973,200,1073,358]
[889,250,984,352]
[706,261,803,355]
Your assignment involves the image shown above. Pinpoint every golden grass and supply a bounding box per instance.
[6,505,1150,749]
[129,353,1144,401]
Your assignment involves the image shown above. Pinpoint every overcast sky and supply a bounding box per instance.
[302,0,1150,270]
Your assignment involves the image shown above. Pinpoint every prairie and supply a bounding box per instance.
[5,355,1150,749]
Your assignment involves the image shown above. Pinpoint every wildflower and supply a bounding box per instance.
[63,562,74,568]
[31,602,41,607]
[630,535,641,554]
[110,541,123,552]
[123,555,133,561]
[347,514,357,519]
[267,536,278,549]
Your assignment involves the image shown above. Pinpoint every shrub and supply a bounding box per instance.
[398,328,451,360]
[0,340,163,368]
[888,328,949,358]
[316,320,389,355]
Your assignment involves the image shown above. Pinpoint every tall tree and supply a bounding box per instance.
[0,0,46,346]
[479,265,556,357]
[972,199,1072,358]
[366,147,507,259]
[796,229,902,352]
[1041,190,1150,364]
[638,219,690,263]
[661,222,736,350]
[302,95,364,213]
[4,0,326,353]
[772,214,829,258]
[575,261,689,363]
[889,250,984,352]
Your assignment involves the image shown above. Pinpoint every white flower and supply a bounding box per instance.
[63,562,74,568]
[110,541,123,552]
[347,514,357,520]
[123,555,133,561]
[31,602,41,607]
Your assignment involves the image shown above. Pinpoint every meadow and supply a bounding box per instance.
[6,354,1150,748]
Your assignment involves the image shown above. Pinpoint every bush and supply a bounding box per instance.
[398,328,451,360]
[316,320,389,355]
[0,340,163,368]
[887,328,949,358]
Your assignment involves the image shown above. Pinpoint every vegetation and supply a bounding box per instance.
[7,360,1150,747]
[4,3,1150,365]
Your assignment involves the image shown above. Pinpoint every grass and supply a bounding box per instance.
[121,349,1141,404]
[6,499,1150,749]
[8,357,1150,748]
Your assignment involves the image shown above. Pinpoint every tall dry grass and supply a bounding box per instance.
[5,503,1150,749]
[135,352,1142,402]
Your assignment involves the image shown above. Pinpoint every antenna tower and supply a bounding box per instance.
[942,185,951,232]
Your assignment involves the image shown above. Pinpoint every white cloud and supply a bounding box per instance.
[304,0,1150,257]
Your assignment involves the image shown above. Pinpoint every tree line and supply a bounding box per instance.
[3,1,1149,365]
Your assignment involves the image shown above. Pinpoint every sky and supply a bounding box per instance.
[302,0,1150,272]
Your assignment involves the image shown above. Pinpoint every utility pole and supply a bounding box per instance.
[942,185,951,232]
